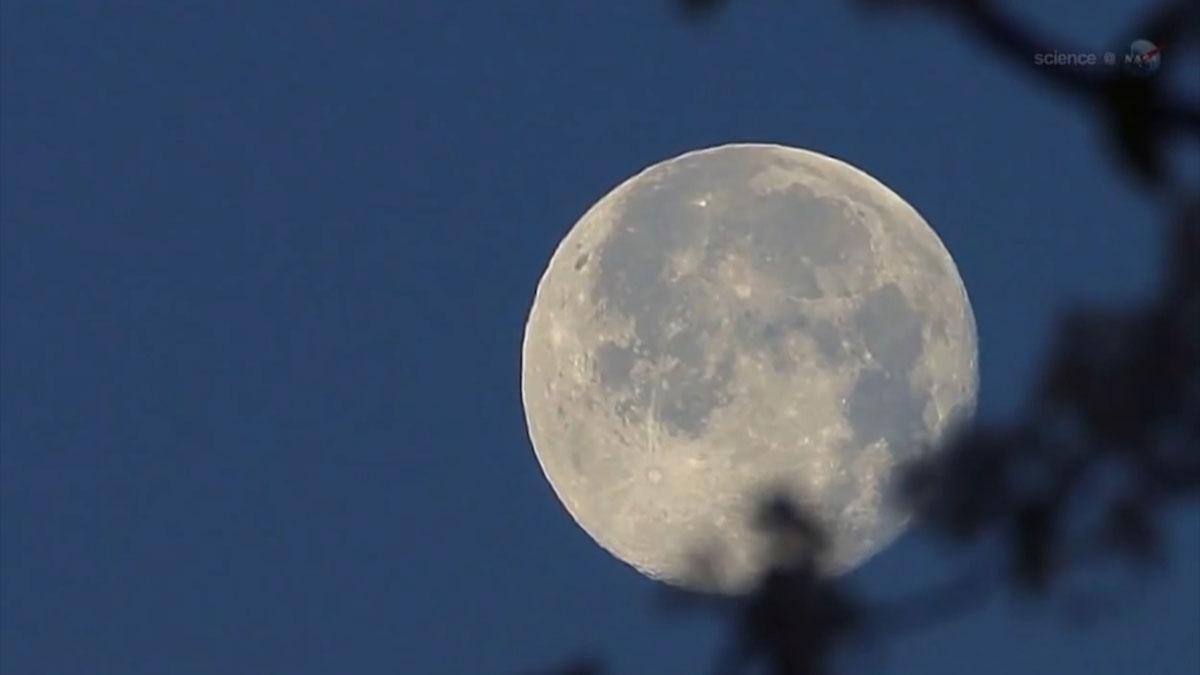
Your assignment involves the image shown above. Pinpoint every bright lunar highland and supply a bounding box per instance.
[521,144,977,592]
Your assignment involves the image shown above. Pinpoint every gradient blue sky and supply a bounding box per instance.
[2,2,1197,674]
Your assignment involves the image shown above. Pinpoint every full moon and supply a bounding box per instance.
[521,144,977,592]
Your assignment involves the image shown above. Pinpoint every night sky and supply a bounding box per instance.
[2,3,1197,674]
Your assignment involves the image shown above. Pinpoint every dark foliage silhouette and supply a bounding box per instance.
[535,2,1199,673]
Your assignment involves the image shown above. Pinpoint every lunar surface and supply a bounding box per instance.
[521,144,977,592]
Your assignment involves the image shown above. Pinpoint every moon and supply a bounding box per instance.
[521,144,977,592]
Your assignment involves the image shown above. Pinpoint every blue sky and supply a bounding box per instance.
[2,2,1196,674]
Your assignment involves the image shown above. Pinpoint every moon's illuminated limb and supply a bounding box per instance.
[521,144,977,592]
